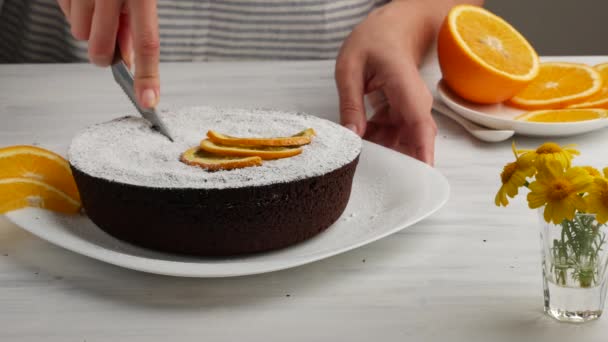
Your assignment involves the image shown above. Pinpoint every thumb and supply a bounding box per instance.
[335,57,366,136]
[129,0,161,109]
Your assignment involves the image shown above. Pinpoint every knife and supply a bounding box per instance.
[111,46,173,141]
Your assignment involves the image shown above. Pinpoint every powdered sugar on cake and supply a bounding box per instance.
[68,106,361,189]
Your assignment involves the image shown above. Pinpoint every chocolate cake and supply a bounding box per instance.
[68,107,361,256]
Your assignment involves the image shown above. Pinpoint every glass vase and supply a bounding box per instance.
[539,210,608,323]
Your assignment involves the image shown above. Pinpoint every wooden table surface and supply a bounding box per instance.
[1,56,608,341]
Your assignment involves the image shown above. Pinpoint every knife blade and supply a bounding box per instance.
[111,46,173,141]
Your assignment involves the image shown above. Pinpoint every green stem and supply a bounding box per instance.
[551,214,606,288]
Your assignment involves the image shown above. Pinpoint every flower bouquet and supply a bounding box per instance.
[496,142,608,323]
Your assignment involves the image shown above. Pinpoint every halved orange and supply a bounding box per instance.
[199,140,302,160]
[0,145,80,201]
[207,128,316,147]
[515,108,607,123]
[568,63,608,109]
[509,62,602,109]
[438,5,539,104]
[180,147,262,171]
[0,178,81,214]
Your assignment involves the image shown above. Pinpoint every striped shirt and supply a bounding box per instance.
[0,0,389,63]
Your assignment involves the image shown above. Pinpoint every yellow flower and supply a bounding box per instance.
[518,142,580,169]
[495,142,536,207]
[582,166,602,178]
[586,177,608,224]
[527,161,592,224]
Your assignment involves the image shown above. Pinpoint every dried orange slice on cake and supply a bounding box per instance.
[181,128,316,171]
[0,178,81,214]
[0,145,80,201]
[199,140,302,160]
[509,62,602,109]
[568,63,608,109]
[438,5,539,103]
[207,128,316,147]
[180,147,262,171]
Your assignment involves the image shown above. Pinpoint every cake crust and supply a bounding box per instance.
[71,157,358,256]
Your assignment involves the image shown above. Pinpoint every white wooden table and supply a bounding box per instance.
[1,56,607,341]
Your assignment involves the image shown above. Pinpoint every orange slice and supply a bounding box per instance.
[180,147,262,171]
[509,62,602,109]
[515,109,607,123]
[438,5,539,104]
[199,140,302,160]
[0,178,81,214]
[0,145,80,201]
[568,63,608,109]
[207,128,316,147]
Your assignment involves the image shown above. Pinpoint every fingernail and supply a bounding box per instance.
[141,88,157,108]
[126,51,134,69]
[345,123,358,135]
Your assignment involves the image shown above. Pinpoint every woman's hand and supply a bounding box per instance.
[336,0,470,164]
[57,0,160,109]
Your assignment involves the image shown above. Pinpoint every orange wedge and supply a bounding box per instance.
[568,63,608,109]
[509,62,602,109]
[199,140,302,160]
[515,109,607,123]
[207,128,316,147]
[180,147,262,171]
[438,5,539,104]
[0,145,80,201]
[0,178,81,214]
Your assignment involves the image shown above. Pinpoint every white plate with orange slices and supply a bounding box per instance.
[437,78,608,137]
[436,5,608,137]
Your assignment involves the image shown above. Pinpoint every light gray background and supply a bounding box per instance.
[485,0,606,55]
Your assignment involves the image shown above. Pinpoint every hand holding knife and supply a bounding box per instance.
[110,45,173,142]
